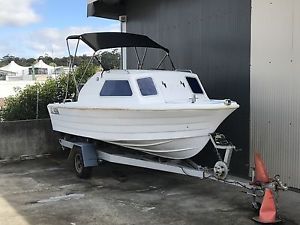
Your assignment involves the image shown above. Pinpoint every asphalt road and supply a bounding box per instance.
[0,156,299,225]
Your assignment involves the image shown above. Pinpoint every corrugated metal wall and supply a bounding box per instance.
[126,0,251,177]
[251,0,300,188]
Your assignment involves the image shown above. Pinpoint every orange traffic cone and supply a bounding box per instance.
[254,152,270,184]
[253,188,281,223]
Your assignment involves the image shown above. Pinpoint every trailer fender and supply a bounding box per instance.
[68,143,98,167]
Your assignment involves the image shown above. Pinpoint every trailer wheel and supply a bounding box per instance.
[73,148,92,179]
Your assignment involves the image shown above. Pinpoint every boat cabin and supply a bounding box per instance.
[66,32,209,106]
[78,70,209,105]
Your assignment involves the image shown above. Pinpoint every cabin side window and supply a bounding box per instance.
[137,77,157,96]
[100,80,132,96]
[186,77,203,94]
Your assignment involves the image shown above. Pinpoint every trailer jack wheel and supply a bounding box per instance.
[73,149,92,179]
[213,161,228,179]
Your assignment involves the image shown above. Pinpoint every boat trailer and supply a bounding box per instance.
[59,133,288,224]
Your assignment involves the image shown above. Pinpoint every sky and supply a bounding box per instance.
[0,0,119,58]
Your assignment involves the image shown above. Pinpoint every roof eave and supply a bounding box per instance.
[87,0,126,20]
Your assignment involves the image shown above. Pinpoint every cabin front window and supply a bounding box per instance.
[186,77,203,94]
[100,80,132,96]
[137,77,157,96]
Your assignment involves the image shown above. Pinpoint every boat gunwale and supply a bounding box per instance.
[47,103,239,111]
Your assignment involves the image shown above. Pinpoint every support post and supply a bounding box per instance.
[119,15,127,70]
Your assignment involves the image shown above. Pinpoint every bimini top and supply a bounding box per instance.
[67,32,169,53]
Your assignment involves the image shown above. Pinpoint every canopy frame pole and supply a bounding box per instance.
[140,48,148,69]
[134,47,141,69]
[72,39,80,99]
[65,38,80,101]
[94,53,105,70]
[65,39,72,101]
[78,52,96,85]
[168,54,176,70]
[156,53,168,70]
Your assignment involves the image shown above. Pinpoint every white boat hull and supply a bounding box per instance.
[48,106,236,159]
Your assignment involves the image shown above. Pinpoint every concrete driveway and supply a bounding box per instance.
[0,156,299,225]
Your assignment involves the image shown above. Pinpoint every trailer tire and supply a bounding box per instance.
[73,148,92,179]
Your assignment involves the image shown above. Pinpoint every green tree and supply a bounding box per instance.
[99,50,120,70]
[0,51,120,68]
